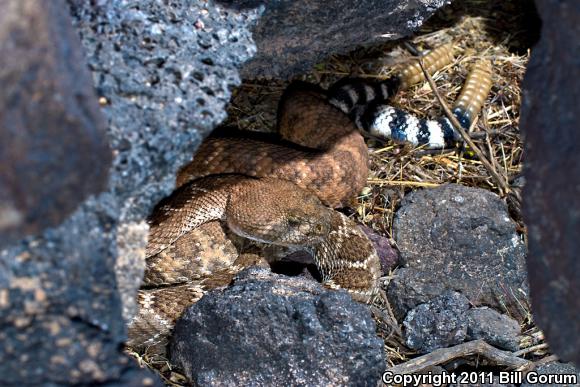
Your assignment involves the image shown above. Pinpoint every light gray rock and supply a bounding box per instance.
[115,222,149,323]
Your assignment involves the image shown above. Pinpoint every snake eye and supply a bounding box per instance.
[287,217,300,227]
[315,224,324,233]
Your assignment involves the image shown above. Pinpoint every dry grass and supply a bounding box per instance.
[135,0,547,382]
[127,349,189,386]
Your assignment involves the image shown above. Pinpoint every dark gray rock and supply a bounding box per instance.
[388,184,529,321]
[521,362,580,387]
[402,292,521,354]
[0,0,111,248]
[466,307,521,352]
[519,0,580,366]
[0,0,258,385]
[232,0,448,78]
[403,291,470,353]
[170,268,385,386]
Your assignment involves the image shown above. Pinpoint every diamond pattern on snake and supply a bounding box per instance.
[127,44,493,354]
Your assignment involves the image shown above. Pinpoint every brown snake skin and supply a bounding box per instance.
[130,177,380,353]
[127,45,491,355]
[128,84,380,354]
[177,83,369,208]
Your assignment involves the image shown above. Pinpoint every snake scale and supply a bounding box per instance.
[127,44,493,354]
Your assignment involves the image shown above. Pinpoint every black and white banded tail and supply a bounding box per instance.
[328,45,493,149]
[327,44,454,118]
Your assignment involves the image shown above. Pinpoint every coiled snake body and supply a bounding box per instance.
[127,45,493,354]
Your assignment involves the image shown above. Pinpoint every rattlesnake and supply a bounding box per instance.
[127,44,493,354]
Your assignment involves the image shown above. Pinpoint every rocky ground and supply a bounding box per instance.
[1,0,578,385]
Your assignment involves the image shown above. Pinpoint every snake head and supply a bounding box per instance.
[280,207,332,246]
[227,177,333,247]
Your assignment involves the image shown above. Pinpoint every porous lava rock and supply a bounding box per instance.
[388,184,528,321]
[170,268,385,386]
[403,291,470,353]
[0,1,259,384]
[402,293,522,354]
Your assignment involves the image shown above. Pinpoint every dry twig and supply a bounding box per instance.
[513,343,550,357]
[387,340,531,375]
